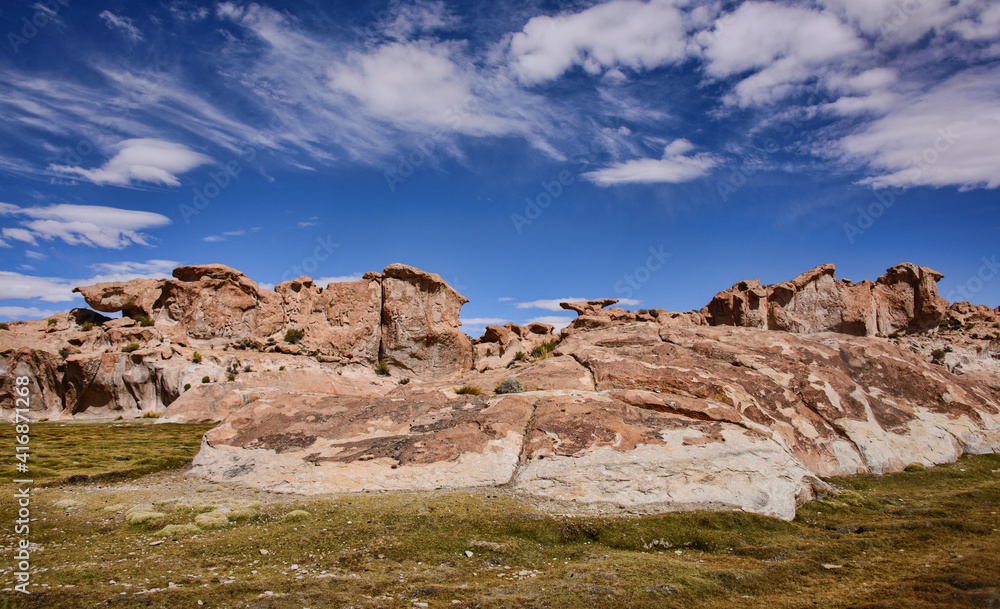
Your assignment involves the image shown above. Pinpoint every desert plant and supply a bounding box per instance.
[201,376,210,383]
[47,318,57,326]
[284,328,305,344]
[649,309,660,318]
[278,365,286,371]
[81,321,94,331]
[227,374,235,381]
[931,348,947,363]
[399,377,410,385]
[114,415,124,421]
[374,360,390,376]
[513,351,528,362]
[495,377,527,394]
[191,351,202,364]
[530,340,559,360]
[137,316,154,327]
[636,309,648,315]
[454,385,482,395]
[141,411,161,419]
[122,343,140,353]
[183,383,191,391]
[0,322,8,330]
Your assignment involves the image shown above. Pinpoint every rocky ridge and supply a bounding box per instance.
[2,261,999,520]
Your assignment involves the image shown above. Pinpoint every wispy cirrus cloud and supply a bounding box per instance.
[99,10,143,42]
[582,139,718,186]
[0,203,170,248]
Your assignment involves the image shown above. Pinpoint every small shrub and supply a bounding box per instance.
[904,462,926,472]
[82,321,94,331]
[495,377,527,394]
[279,365,286,371]
[191,351,202,364]
[282,510,311,523]
[137,316,154,327]
[155,523,201,537]
[126,508,167,526]
[513,351,528,362]
[141,411,161,419]
[530,340,559,360]
[183,383,191,391]
[0,322,8,330]
[374,360,390,376]
[114,415,124,421]
[195,512,230,529]
[227,374,235,381]
[399,377,410,385]
[122,343,140,353]
[931,348,946,363]
[454,385,482,395]
[38,417,48,422]
[47,318,57,326]
[649,309,660,318]
[888,331,901,339]
[636,309,648,315]
[284,328,305,344]
[201,376,210,383]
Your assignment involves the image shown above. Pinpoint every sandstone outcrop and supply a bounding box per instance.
[71,263,474,375]
[4,261,999,521]
[701,262,949,336]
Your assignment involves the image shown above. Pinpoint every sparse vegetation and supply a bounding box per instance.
[121,343,140,353]
[284,328,305,344]
[514,351,528,362]
[201,375,210,383]
[374,360,390,376]
[47,318,57,326]
[183,383,191,391]
[0,322,8,330]
[649,309,660,318]
[454,385,482,395]
[399,377,410,385]
[137,316,155,327]
[227,374,235,381]
[931,348,947,364]
[279,365,286,371]
[531,339,559,360]
[191,351,202,363]
[141,411,161,419]
[81,321,94,331]
[495,377,527,394]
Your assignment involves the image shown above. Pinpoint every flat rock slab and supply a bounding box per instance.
[193,393,535,494]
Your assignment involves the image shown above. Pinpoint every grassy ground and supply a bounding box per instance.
[0,422,998,608]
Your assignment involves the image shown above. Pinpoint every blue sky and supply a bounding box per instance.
[1,0,999,336]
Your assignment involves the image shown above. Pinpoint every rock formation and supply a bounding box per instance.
[3,261,999,521]
[701,262,949,336]
[72,263,473,375]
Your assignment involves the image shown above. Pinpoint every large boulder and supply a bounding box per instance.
[380,264,473,376]
[702,262,948,336]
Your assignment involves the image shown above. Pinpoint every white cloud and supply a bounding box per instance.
[49,138,211,186]
[838,67,1000,190]
[0,238,9,248]
[24,251,46,260]
[329,41,519,136]
[582,139,718,185]
[703,2,865,107]
[202,235,225,242]
[0,306,60,320]
[460,317,511,326]
[820,0,998,46]
[497,297,514,302]
[315,274,364,285]
[2,227,37,245]
[222,230,246,237]
[297,221,318,228]
[0,261,176,303]
[515,297,588,311]
[509,0,690,84]
[89,260,177,275]
[1,203,170,249]
[98,10,143,41]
